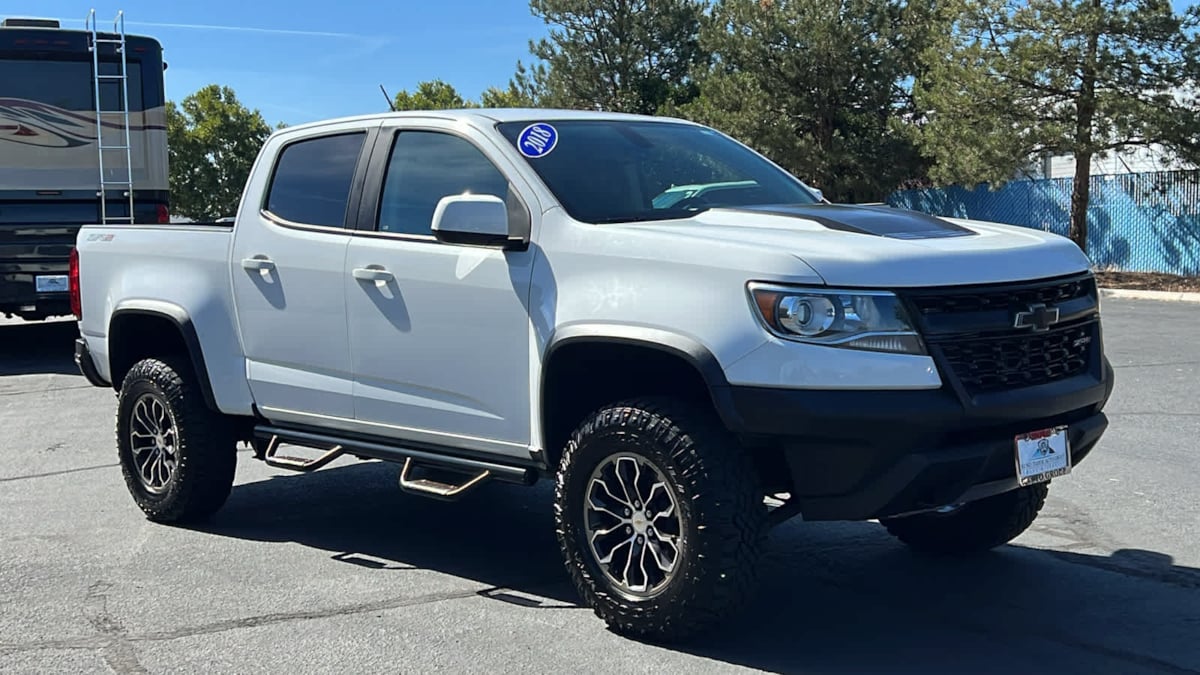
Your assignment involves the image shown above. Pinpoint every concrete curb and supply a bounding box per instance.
[1100,288,1200,303]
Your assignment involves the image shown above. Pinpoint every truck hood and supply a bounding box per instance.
[627,204,1091,287]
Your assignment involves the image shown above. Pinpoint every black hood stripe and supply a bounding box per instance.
[725,204,976,240]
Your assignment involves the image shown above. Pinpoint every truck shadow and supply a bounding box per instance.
[200,461,1200,673]
[0,319,80,376]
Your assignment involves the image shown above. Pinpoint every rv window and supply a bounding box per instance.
[0,58,144,111]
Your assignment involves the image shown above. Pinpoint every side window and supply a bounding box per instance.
[378,131,510,236]
[265,132,365,228]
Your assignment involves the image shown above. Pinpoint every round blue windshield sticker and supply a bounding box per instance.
[517,123,558,158]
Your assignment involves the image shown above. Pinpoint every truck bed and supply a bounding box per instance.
[75,222,243,396]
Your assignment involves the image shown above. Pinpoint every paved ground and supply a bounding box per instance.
[0,299,1197,674]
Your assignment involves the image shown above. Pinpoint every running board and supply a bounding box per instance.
[261,434,345,472]
[252,425,535,488]
[398,458,491,500]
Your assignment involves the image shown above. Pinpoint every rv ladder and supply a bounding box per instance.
[86,9,136,225]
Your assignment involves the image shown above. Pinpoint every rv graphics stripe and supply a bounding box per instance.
[0,98,166,149]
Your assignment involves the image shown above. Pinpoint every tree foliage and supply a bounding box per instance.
[167,85,273,221]
[392,79,475,110]
[525,0,708,114]
[914,0,1200,250]
[677,0,939,203]
[391,77,537,111]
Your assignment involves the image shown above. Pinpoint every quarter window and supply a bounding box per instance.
[378,131,510,236]
[265,132,365,228]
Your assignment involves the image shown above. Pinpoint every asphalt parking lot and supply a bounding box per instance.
[1,297,1197,674]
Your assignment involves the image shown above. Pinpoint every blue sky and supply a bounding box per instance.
[3,1,1197,126]
[0,0,548,125]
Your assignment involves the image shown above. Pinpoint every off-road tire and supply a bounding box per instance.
[116,356,237,523]
[880,483,1050,554]
[554,397,767,642]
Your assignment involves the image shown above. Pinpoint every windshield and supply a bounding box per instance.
[496,120,819,223]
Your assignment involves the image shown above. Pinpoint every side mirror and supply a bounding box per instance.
[431,195,516,247]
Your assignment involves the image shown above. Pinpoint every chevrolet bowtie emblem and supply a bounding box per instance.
[1014,303,1060,331]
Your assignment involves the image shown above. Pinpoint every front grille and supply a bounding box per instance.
[936,322,1094,393]
[900,274,1101,396]
[909,276,1094,316]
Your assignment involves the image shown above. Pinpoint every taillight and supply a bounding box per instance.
[69,247,82,320]
[156,204,170,224]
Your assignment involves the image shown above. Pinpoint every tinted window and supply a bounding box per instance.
[266,133,365,228]
[378,132,509,236]
[0,58,144,111]
[496,120,819,224]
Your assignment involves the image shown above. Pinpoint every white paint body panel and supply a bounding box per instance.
[229,212,354,423]
[74,225,254,415]
[345,237,535,458]
[76,109,1094,462]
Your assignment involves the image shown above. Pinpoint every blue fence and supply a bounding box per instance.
[886,170,1200,276]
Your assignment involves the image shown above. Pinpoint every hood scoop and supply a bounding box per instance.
[725,204,977,240]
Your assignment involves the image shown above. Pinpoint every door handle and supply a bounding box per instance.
[242,257,275,271]
[352,266,394,283]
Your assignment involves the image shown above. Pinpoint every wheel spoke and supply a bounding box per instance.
[650,499,675,524]
[590,522,628,549]
[588,499,628,523]
[138,449,156,481]
[620,537,636,588]
[597,535,635,565]
[152,399,168,429]
[147,453,162,487]
[133,402,156,435]
[614,456,640,507]
[589,476,632,510]
[637,539,652,590]
[646,537,675,574]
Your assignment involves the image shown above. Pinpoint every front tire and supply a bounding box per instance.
[880,483,1049,554]
[554,397,767,642]
[116,356,237,523]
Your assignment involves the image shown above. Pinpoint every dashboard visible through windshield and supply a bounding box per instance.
[496,120,820,224]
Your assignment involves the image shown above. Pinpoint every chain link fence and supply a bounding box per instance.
[886,170,1200,276]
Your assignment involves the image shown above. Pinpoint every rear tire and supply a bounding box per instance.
[116,356,237,523]
[880,483,1049,554]
[554,397,767,642]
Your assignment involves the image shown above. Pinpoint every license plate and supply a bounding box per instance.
[35,274,68,293]
[1014,426,1071,486]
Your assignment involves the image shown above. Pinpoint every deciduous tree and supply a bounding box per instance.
[167,85,272,221]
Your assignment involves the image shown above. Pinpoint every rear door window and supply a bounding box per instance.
[265,132,365,228]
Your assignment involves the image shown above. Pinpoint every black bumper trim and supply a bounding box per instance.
[793,412,1107,521]
[75,338,110,388]
[721,365,1112,522]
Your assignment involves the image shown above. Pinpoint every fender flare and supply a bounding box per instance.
[541,324,743,432]
[109,300,219,412]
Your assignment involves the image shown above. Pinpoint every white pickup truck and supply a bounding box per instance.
[73,109,1114,641]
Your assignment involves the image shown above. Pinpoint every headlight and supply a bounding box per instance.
[749,284,926,354]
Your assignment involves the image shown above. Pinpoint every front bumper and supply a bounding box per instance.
[718,358,1114,521]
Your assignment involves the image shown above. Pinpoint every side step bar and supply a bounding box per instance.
[261,434,345,472]
[398,458,492,500]
[253,425,536,496]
